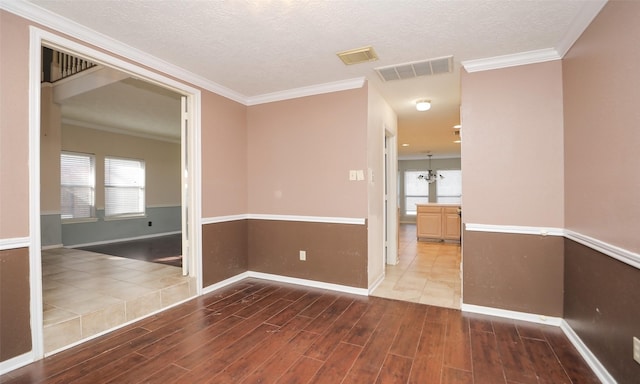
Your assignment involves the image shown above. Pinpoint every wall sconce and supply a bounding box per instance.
[416,100,431,111]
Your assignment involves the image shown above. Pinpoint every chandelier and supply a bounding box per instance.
[417,154,444,184]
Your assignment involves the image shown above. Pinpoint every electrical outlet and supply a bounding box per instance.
[634,337,640,364]
[299,250,306,261]
[148,221,152,226]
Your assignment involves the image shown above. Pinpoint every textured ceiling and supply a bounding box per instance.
[60,78,182,142]
[23,0,604,157]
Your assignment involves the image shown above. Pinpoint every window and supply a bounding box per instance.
[104,157,145,218]
[404,170,429,215]
[436,170,462,203]
[60,152,95,220]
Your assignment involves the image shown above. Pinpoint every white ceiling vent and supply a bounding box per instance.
[337,46,379,65]
[375,56,453,82]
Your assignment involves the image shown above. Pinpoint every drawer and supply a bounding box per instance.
[444,206,460,214]
[417,205,441,214]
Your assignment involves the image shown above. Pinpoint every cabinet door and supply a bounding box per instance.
[443,208,461,240]
[417,211,442,239]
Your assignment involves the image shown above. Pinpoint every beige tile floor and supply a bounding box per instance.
[371,224,462,309]
[42,248,196,353]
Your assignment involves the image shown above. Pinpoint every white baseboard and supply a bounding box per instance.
[0,351,34,376]
[41,244,63,250]
[201,272,252,295]
[560,320,616,384]
[67,231,181,248]
[247,272,369,296]
[461,303,616,383]
[368,273,386,294]
[202,271,368,297]
[461,303,562,326]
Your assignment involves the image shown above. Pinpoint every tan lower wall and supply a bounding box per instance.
[247,220,368,288]
[0,247,31,362]
[201,221,249,287]
[564,239,640,383]
[462,230,564,316]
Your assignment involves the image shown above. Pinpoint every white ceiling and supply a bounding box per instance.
[24,0,605,158]
[59,77,182,143]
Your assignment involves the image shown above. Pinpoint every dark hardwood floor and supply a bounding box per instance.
[0,278,600,384]
[79,234,182,267]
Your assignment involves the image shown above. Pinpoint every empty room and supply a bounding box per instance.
[1,1,638,383]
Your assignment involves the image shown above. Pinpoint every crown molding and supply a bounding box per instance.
[2,0,248,104]
[461,1,607,73]
[3,0,608,101]
[555,0,608,57]
[62,118,180,144]
[3,1,366,106]
[462,48,561,73]
[246,77,366,106]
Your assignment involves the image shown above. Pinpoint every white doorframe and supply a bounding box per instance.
[181,96,190,277]
[384,130,398,265]
[28,27,202,359]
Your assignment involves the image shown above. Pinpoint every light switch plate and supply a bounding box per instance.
[349,170,357,181]
[356,170,364,181]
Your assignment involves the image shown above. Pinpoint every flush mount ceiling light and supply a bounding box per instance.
[336,46,378,65]
[416,100,431,111]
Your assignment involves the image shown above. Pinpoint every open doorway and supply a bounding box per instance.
[30,28,201,358]
[373,155,462,308]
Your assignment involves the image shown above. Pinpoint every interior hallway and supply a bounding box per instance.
[42,247,195,353]
[371,224,461,308]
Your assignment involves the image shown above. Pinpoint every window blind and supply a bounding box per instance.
[60,152,95,219]
[104,157,145,217]
[436,170,462,204]
[404,170,429,215]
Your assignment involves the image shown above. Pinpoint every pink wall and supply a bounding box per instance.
[247,88,368,218]
[0,10,248,236]
[563,1,640,253]
[461,61,565,228]
[200,92,248,217]
[0,11,30,238]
